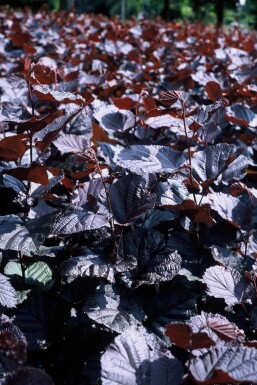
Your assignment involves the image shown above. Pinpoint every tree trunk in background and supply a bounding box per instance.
[215,0,225,27]
[161,0,170,20]
[252,5,257,30]
[121,0,126,22]
[60,0,75,10]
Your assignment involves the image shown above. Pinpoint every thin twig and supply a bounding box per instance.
[180,98,196,204]
[87,149,118,258]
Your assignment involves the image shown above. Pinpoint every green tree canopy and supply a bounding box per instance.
[0,0,256,28]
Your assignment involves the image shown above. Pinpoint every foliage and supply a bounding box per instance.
[2,0,254,26]
[0,6,257,385]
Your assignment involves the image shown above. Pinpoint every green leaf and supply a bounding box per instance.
[5,261,53,290]
[178,268,202,281]
[16,290,31,304]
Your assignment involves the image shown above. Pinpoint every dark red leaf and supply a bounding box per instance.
[128,49,142,63]
[159,90,182,106]
[30,63,56,85]
[166,323,191,349]
[142,25,159,40]
[91,122,118,146]
[33,86,86,105]
[173,200,215,225]
[3,163,49,186]
[0,135,29,161]
[243,341,257,348]
[17,110,64,134]
[9,32,32,48]
[229,182,248,196]
[165,323,215,350]
[23,43,37,55]
[64,70,80,82]
[113,97,137,110]
[145,107,180,119]
[205,81,222,102]
[36,106,83,152]
[192,333,216,350]
[60,177,75,190]
[141,91,156,112]
[207,318,238,342]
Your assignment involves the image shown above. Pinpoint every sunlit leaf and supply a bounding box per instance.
[192,143,248,184]
[5,261,53,290]
[189,345,257,384]
[51,206,111,235]
[101,328,184,385]
[0,274,17,308]
[33,85,86,105]
[0,215,36,256]
[118,145,186,175]
[203,266,252,305]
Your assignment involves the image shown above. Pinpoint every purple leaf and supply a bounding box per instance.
[203,266,253,305]
[118,145,186,175]
[101,328,184,385]
[192,143,248,184]
[94,105,135,132]
[189,345,257,384]
[53,132,90,154]
[110,174,156,224]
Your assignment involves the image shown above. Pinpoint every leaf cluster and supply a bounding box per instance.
[0,7,257,385]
